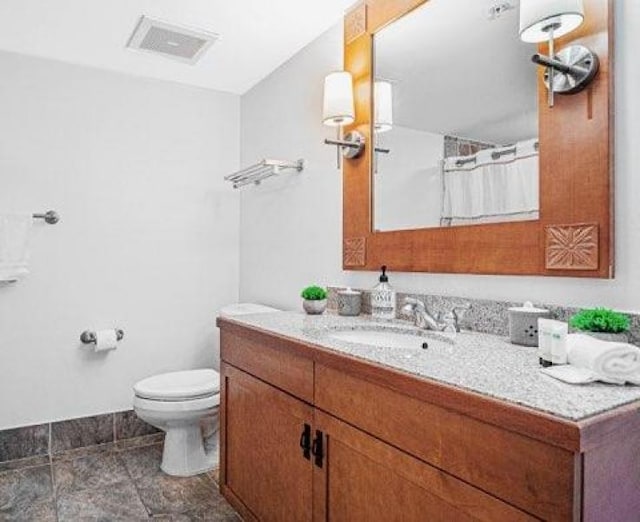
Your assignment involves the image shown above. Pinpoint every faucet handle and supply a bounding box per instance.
[402,297,426,312]
[449,303,471,332]
[440,312,458,334]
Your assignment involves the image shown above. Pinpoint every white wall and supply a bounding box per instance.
[374,126,444,231]
[239,26,344,310]
[0,51,240,429]
[240,3,640,314]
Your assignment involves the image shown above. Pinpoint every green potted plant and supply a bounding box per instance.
[569,308,631,343]
[301,285,328,315]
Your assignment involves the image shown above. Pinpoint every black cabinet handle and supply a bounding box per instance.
[299,423,311,460]
[311,430,324,468]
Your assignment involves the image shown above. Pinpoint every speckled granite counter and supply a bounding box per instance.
[221,311,640,422]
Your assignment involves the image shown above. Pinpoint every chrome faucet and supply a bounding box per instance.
[402,297,470,333]
[401,298,442,330]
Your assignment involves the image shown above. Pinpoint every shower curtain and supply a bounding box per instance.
[440,139,539,226]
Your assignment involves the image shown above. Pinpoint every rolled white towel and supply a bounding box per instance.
[544,334,640,385]
[567,334,640,384]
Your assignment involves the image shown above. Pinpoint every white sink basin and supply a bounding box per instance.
[329,329,452,350]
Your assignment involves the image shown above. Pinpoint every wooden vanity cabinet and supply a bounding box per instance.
[221,363,530,522]
[312,411,535,522]
[218,320,640,521]
[223,364,314,522]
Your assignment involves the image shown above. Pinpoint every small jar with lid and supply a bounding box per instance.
[508,301,551,347]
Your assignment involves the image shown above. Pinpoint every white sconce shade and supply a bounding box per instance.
[323,71,355,127]
[374,80,394,134]
[519,0,584,43]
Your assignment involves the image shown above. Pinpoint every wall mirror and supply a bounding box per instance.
[373,0,539,232]
[342,0,613,278]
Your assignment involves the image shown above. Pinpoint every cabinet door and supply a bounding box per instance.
[222,364,314,522]
[313,411,536,522]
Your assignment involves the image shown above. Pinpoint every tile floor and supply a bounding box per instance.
[0,437,239,521]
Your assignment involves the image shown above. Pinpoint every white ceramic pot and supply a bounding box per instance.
[303,299,327,315]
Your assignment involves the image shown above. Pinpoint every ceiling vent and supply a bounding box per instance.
[127,16,218,65]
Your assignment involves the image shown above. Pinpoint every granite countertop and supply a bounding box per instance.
[221,311,640,422]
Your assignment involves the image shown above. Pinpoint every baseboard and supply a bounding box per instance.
[0,409,160,466]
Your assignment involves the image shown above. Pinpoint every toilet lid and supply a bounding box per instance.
[219,303,281,316]
[134,369,220,401]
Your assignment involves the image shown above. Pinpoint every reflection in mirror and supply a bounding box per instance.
[373,0,539,232]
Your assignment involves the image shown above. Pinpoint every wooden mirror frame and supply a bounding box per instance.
[342,0,614,278]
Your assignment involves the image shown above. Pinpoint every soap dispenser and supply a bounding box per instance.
[371,265,396,320]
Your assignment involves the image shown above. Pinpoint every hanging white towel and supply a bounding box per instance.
[441,139,539,225]
[542,334,640,385]
[0,214,32,282]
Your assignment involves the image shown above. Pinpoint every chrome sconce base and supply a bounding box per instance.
[532,44,599,107]
[325,130,366,168]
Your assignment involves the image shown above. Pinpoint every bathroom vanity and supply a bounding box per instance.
[217,313,640,522]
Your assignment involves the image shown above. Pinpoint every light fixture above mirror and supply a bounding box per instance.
[322,71,355,126]
[322,71,365,168]
[519,0,599,107]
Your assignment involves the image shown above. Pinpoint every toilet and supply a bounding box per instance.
[133,303,280,477]
[133,369,220,477]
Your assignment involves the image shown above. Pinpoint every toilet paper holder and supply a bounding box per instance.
[80,329,124,344]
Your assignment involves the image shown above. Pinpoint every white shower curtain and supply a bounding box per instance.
[441,139,539,226]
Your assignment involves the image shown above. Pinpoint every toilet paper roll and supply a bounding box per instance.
[94,329,119,352]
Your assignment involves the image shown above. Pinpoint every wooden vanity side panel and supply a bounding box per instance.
[315,365,577,521]
[220,327,314,403]
[581,409,640,521]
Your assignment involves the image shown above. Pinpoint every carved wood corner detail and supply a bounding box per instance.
[344,237,367,267]
[545,224,599,271]
[345,2,367,43]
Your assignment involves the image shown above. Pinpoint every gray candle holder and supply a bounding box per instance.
[338,288,362,317]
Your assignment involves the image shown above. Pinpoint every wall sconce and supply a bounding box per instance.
[519,0,599,108]
[322,71,365,168]
[374,80,394,134]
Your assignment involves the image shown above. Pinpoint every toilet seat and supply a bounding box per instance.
[134,369,220,401]
[133,393,219,413]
